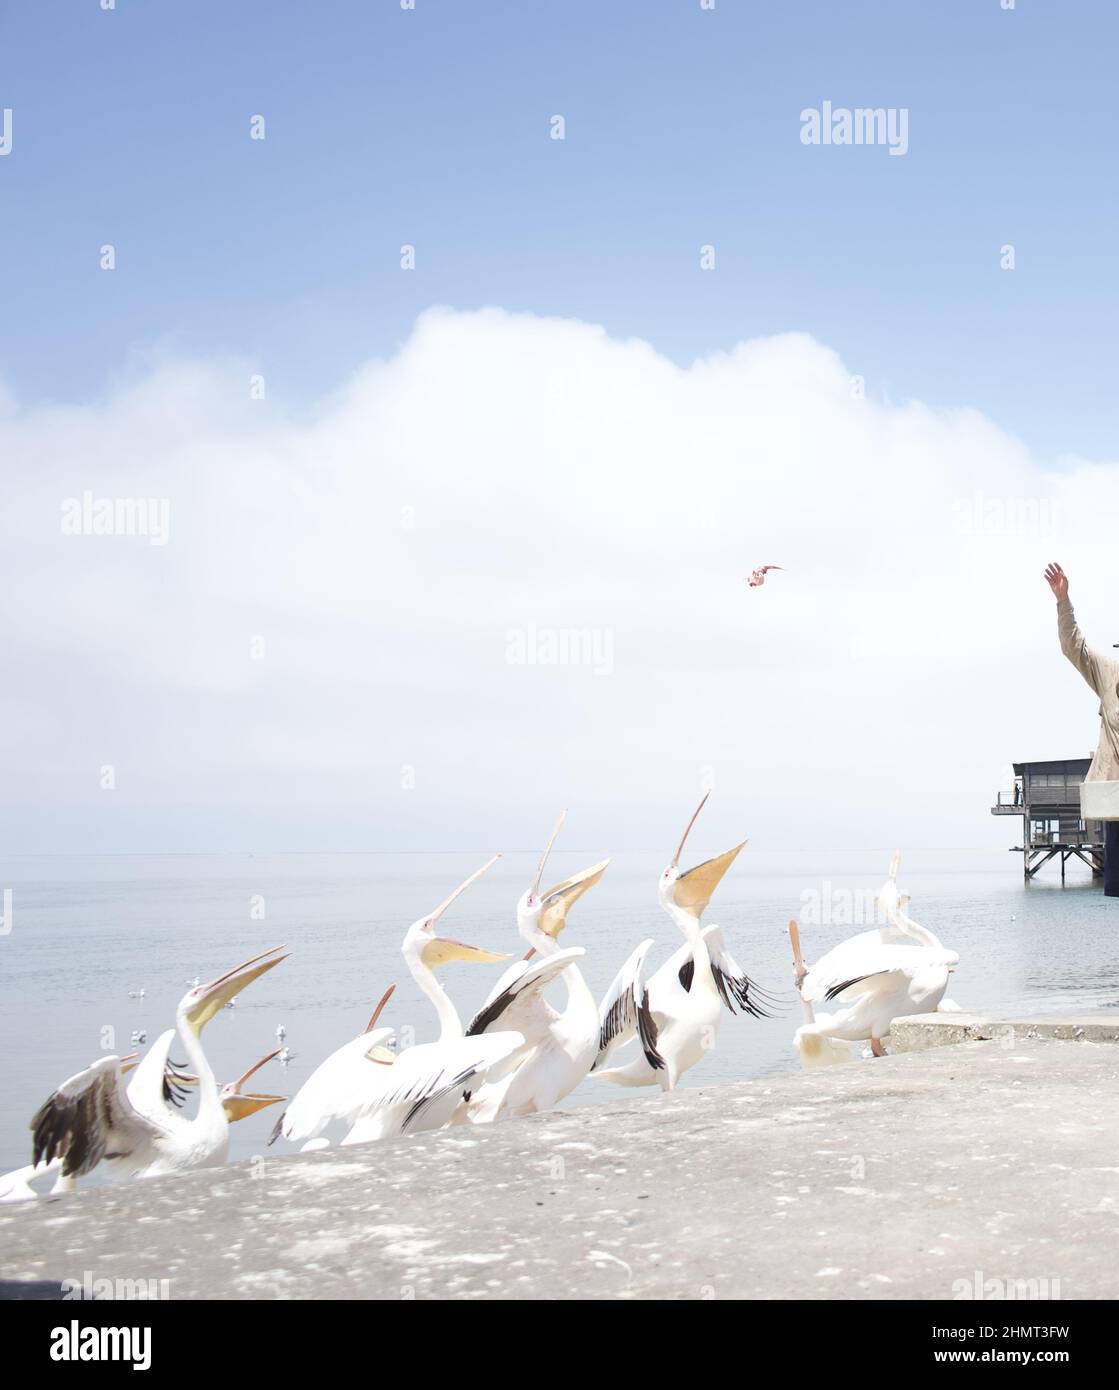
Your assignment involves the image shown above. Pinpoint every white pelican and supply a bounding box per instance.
[1,948,288,1200]
[2,1046,284,1202]
[268,986,398,1152]
[461,812,609,1119]
[792,854,959,1064]
[273,857,549,1148]
[594,794,777,1089]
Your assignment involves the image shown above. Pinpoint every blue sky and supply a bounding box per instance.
[2,1,1116,462]
[2,3,1118,855]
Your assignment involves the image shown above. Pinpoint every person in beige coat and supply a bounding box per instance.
[1045,562,1119,894]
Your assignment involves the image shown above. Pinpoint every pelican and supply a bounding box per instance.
[461,812,609,1120]
[1,948,288,1200]
[1,1045,284,1202]
[792,854,959,1064]
[272,857,552,1148]
[594,793,777,1089]
[272,987,398,1154]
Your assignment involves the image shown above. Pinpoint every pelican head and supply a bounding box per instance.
[178,945,289,1036]
[516,810,609,947]
[219,1048,286,1122]
[793,1024,854,1068]
[536,860,610,941]
[403,854,510,969]
[658,792,746,926]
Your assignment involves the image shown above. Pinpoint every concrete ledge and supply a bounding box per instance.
[2,1033,1118,1300]
[891,1012,1119,1052]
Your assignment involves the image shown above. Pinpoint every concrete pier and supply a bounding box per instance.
[1,1021,1117,1301]
[891,1011,1119,1051]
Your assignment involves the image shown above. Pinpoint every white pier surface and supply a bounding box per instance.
[1,1019,1116,1301]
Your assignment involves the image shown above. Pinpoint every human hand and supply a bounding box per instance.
[1044,562,1068,602]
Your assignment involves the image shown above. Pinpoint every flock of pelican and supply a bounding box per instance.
[0,799,960,1201]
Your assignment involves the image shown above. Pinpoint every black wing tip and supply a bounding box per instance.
[162,1059,192,1109]
[466,982,521,1038]
[30,1094,83,1177]
[401,1065,477,1132]
[637,989,665,1071]
[713,964,788,1019]
[267,1110,286,1147]
[824,973,871,1002]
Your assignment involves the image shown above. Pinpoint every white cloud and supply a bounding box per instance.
[1,306,1115,851]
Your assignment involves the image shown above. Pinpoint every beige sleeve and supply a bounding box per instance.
[1057,598,1104,696]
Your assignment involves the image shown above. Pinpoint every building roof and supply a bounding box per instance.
[1012,758,1093,774]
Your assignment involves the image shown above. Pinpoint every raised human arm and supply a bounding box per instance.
[1045,562,1103,696]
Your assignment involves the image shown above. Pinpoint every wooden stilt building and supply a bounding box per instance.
[991,757,1104,882]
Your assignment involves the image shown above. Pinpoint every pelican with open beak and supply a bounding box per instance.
[403,855,514,1001]
[179,946,290,1035]
[658,791,746,924]
[2,946,289,1201]
[459,814,608,1121]
[274,859,532,1148]
[219,1048,286,1122]
[514,810,610,961]
[595,794,779,1091]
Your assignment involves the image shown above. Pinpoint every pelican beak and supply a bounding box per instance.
[183,946,289,1035]
[673,842,747,917]
[530,811,568,898]
[364,984,396,1035]
[422,936,510,967]
[418,855,505,967]
[878,852,903,921]
[221,1047,285,1122]
[222,1092,286,1122]
[118,1052,140,1074]
[670,792,710,870]
[538,859,610,938]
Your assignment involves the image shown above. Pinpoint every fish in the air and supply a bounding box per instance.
[746,565,783,588]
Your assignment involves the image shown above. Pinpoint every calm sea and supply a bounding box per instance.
[0,848,1115,1180]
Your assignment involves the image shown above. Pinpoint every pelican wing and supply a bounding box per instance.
[271,1026,397,1145]
[824,969,896,1002]
[465,947,585,1039]
[477,956,533,1012]
[592,938,663,1073]
[31,1056,161,1179]
[822,945,959,1005]
[674,926,783,1019]
[125,1030,191,1125]
[800,928,907,1004]
[341,1032,527,1143]
[705,926,784,1018]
